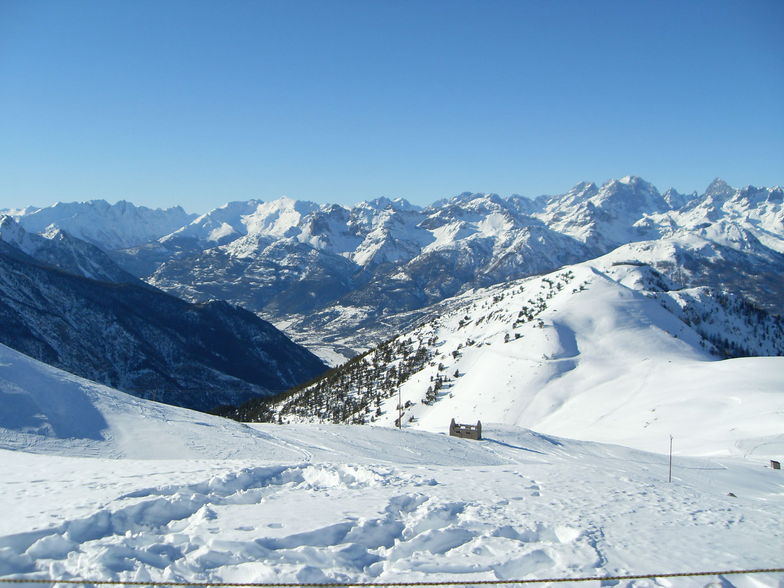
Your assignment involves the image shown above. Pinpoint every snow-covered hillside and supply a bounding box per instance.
[246,259,784,459]
[1,342,782,586]
[0,343,286,459]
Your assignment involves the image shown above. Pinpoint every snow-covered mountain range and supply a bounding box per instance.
[5,177,782,363]
[4,199,195,250]
[236,256,784,458]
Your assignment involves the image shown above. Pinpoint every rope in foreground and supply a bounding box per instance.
[0,567,782,586]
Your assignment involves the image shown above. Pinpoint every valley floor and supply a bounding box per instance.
[1,424,782,587]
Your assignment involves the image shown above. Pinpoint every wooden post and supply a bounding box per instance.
[668,435,673,483]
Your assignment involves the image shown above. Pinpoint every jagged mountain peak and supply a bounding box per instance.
[44,198,188,217]
[598,175,662,201]
[243,198,320,237]
[506,194,539,216]
[0,214,27,239]
[662,187,695,209]
[161,199,264,247]
[564,181,599,200]
[253,195,316,212]
[534,176,668,251]
[428,192,506,211]
[167,197,323,254]
[0,214,141,284]
[215,198,264,211]
[734,184,783,204]
[0,215,54,254]
[616,174,648,186]
[703,177,735,199]
[426,193,512,222]
[451,192,506,207]
[359,196,419,212]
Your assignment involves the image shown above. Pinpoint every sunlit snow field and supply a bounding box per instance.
[1,424,783,587]
[1,340,783,587]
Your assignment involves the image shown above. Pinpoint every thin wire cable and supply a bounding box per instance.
[0,567,781,586]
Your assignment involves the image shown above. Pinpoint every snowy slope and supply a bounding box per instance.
[2,428,782,586]
[254,261,784,459]
[1,340,783,586]
[0,342,307,459]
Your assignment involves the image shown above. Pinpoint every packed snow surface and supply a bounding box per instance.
[1,344,783,586]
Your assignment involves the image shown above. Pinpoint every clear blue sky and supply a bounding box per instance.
[1,0,782,212]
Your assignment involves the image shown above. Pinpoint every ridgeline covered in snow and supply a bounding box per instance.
[236,259,784,459]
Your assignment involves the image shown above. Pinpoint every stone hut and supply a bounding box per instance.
[449,418,482,440]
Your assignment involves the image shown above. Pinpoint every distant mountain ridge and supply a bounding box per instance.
[4,199,196,250]
[0,232,327,411]
[5,177,782,362]
[0,215,142,285]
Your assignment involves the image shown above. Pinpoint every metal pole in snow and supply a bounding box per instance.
[398,387,402,429]
[668,435,673,483]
